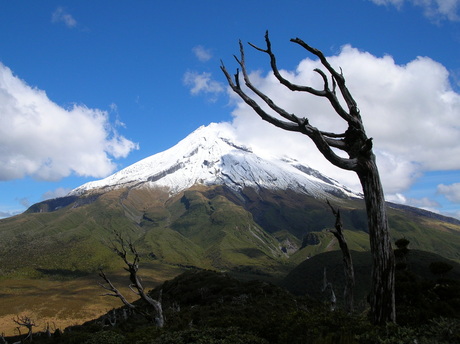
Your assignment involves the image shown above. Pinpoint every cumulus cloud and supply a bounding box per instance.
[225,44,460,197]
[438,183,460,202]
[192,45,213,62]
[51,7,78,28]
[183,71,224,100]
[369,0,460,21]
[0,63,138,182]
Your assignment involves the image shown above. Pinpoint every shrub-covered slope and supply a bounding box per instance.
[4,269,459,344]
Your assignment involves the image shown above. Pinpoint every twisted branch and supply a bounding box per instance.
[220,32,363,171]
[99,231,164,327]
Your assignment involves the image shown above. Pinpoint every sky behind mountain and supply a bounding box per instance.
[0,0,459,219]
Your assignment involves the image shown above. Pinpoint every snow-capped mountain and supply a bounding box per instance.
[70,123,360,199]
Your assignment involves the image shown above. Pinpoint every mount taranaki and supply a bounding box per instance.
[0,122,460,331]
[1,123,460,274]
[1,122,459,275]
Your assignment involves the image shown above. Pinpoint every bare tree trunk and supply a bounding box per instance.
[137,288,164,328]
[221,32,396,324]
[99,231,164,327]
[327,201,354,314]
[357,158,395,324]
[13,316,36,343]
[322,267,337,311]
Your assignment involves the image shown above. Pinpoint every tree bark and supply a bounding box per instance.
[221,32,396,324]
[357,156,395,324]
[322,267,337,311]
[327,201,355,314]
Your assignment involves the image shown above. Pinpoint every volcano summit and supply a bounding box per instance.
[70,123,360,200]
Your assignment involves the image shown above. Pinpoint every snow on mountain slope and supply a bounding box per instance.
[70,122,361,199]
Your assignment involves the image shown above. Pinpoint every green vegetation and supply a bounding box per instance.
[1,185,460,337]
[3,268,459,344]
[1,185,459,281]
[282,248,460,308]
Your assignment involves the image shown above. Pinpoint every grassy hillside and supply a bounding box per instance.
[2,185,458,277]
[0,186,288,335]
[208,186,460,263]
[0,184,459,335]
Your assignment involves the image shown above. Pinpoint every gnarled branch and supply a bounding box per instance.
[221,51,358,171]
[13,315,36,342]
[220,32,369,171]
[222,31,394,324]
[99,232,164,327]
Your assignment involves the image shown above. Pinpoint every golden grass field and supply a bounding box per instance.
[0,263,183,336]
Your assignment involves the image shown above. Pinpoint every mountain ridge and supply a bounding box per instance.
[69,123,360,200]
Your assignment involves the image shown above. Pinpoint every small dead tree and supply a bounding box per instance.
[221,31,395,324]
[322,267,337,311]
[12,315,36,342]
[98,232,164,327]
[327,200,355,313]
[42,322,56,338]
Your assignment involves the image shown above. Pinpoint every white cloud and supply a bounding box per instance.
[18,197,31,208]
[386,193,441,208]
[51,7,78,28]
[225,44,460,197]
[192,45,212,62]
[369,0,460,21]
[109,103,128,128]
[0,209,21,219]
[386,193,447,216]
[372,151,422,194]
[438,183,460,202]
[42,187,72,200]
[0,63,138,182]
[183,71,224,100]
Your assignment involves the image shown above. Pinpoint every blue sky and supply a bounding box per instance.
[0,0,459,219]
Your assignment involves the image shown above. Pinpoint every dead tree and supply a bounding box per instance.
[42,322,56,338]
[221,31,395,324]
[12,315,36,342]
[98,232,164,327]
[327,200,355,313]
[322,267,337,311]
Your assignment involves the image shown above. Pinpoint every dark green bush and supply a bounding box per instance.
[430,261,453,277]
[124,326,162,344]
[83,330,126,344]
[14,269,460,344]
[278,308,369,344]
[356,317,460,344]
[151,327,268,344]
